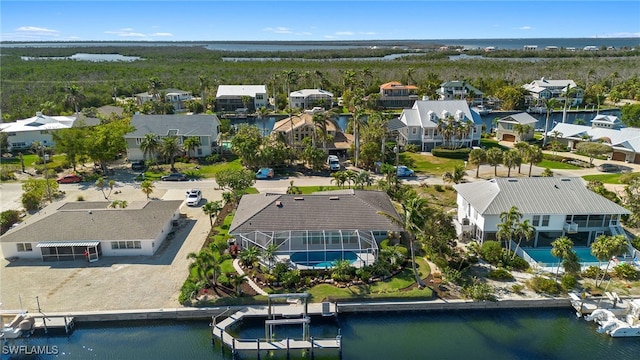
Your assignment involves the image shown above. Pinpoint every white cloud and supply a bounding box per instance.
[263,27,292,34]
[104,29,147,38]
[358,31,377,36]
[334,31,354,36]
[16,26,59,34]
[151,32,173,37]
[593,32,640,38]
[518,26,533,30]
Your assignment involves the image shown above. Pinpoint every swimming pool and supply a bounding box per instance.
[523,247,600,266]
[289,251,358,268]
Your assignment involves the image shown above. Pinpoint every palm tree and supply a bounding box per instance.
[140,180,154,199]
[202,200,223,227]
[502,149,521,177]
[551,236,574,280]
[354,171,373,189]
[331,171,347,189]
[95,177,115,200]
[183,136,202,159]
[140,133,160,169]
[230,274,247,296]
[512,219,535,259]
[486,148,503,176]
[591,235,629,287]
[285,107,296,147]
[262,243,279,271]
[513,123,533,142]
[523,145,543,177]
[442,164,466,184]
[496,206,522,251]
[349,96,366,167]
[239,246,261,268]
[160,135,181,171]
[378,194,428,288]
[199,75,208,109]
[256,106,271,137]
[542,98,557,147]
[148,76,163,102]
[468,148,486,178]
[345,170,358,189]
[187,249,221,288]
[380,245,407,267]
[65,84,85,114]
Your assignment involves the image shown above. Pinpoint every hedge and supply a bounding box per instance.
[432,146,472,159]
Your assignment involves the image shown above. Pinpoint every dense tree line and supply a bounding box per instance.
[2,45,639,120]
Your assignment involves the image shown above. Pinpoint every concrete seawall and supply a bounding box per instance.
[36,298,573,323]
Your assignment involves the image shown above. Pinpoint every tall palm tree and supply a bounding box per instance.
[496,206,522,251]
[551,236,573,280]
[256,106,271,137]
[513,123,533,142]
[160,135,181,171]
[486,148,503,177]
[512,219,535,259]
[148,76,163,102]
[187,249,221,288]
[514,142,530,173]
[502,149,521,177]
[202,200,223,227]
[183,136,202,159]
[330,171,347,188]
[230,274,247,296]
[262,243,279,271]
[199,75,208,110]
[378,194,428,288]
[140,133,160,169]
[542,98,557,147]
[523,145,543,177]
[349,92,366,167]
[65,84,85,114]
[591,234,629,287]
[468,148,486,178]
[354,171,373,189]
[285,107,296,147]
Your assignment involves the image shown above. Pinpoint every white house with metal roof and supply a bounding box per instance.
[437,81,484,105]
[495,112,538,142]
[0,200,183,261]
[398,100,483,152]
[288,89,333,110]
[229,190,403,269]
[453,177,630,248]
[215,85,268,112]
[135,88,194,112]
[522,77,583,105]
[125,114,221,161]
[547,115,640,163]
[0,112,76,151]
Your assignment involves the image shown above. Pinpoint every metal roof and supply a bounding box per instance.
[216,85,267,98]
[497,112,538,125]
[127,114,220,138]
[37,241,100,248]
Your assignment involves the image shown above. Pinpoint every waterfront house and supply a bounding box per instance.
[398,100,482,152]
[228,190,404,268]
[495,112,538,142]
[125,114,221,161]
[0,112,76,151]
[288,89,333,110]
[135,88,194,112]
[522,77,583,106]
[271,112,351,151]
[0,200,183,261]
[377,81,419,109]
[437,81,484,106]
[453,177,630,247]
[215,85,268,112]
[547,115,640,163]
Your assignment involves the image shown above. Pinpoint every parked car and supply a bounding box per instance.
[596,163,621,172]
[327,155,340,171]
[185,189,202,206]
[256,168,274,179]
[56,174,82,184]
[161,173,187,181]
[395,165,415,177]
[131,160,146,171]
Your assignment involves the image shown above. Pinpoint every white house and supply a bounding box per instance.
[215,85,268,112]
[288,89,333,110]
[125,114,221,161]
[437,81,484,105]
[135,88,194,112]
[0,200,183,261]
[547,115,640,163]
[522,77,583,105]
[398,100,483,152]
[453,177,630,248]
[0,112,76,151]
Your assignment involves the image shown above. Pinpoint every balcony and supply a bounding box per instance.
[564,222,578,234]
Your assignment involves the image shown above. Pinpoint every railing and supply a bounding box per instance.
[564,222,578,233]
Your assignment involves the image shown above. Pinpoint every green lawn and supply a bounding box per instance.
[537,159,582,170]
[400,152,464,176]
[295,185,342,194]
[480,138,509,150]
[1,153,67,169]
[582,173,625,184]
[141,158,244,180]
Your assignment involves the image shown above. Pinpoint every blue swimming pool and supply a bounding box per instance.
[290,251,357,268]
[523,247,601,266]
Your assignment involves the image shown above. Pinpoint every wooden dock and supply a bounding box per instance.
[28,314,75,334]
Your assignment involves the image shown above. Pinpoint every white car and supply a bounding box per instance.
[185,189,202,206]
[327,155,340,171]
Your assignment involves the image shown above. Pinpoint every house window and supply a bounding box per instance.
[256,94,264,100]
[40,130,49,134]
[111,241,141,249]
[412,128,417,135]
[532,215,540,226]
[541,215,550,227]
[7,132,17,136]
[17,243,32,252]
[135,138,144,145]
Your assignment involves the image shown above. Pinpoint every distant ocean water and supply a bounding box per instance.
[1,38,638,51]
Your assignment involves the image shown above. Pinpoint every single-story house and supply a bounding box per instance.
[547,115,640,163]
[398,100,483,152]
[125,114,221,161]
[215,85,268,112]
[0,200,183,261]
[453,177,630,247]
[288,89,333,110]
[0,112,76,151]
[495,112,538,142]
[229,190,404,268]
[135,88,194,112]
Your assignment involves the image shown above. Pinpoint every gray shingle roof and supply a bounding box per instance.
[0,200,183,243]
[229,190,403,233]
[127,114,220,137]
[453,177,630,216]
[498,112,538,125]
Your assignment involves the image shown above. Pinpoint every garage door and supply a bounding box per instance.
[634,153,640,164]
[611,152,626,161]
[502,134,516,142]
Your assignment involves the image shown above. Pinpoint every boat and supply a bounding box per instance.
[1,312,34,339]
[471,105,492,115]
[584,299,640,337]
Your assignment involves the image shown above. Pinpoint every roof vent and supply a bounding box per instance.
[275,201,283,207]
[329,196,339,200]
[561,178,571,182]
[507,179,518,182]
[294,197,304,201]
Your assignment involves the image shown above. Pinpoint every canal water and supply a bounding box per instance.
[4,307,640,359]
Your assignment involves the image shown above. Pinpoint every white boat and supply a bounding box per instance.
[584,299,640,337]
[472,105,492,115]
[1,313,32,339]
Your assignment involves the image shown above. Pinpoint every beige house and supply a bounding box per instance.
[271,112,351,151]
[377,81,419,109]
[495,112,538,142]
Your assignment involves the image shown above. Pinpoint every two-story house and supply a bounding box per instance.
[522,77,583,106]
[288,89,333,110]
[125,114,221,161]
[437,81,484,106]
[453,177,630,248]
[135,88,194,112]
[398,100,482,152]
[271,112,350,151]
[495,112,538,142]
[377,81,419,109]
[215,85,268,112]
[0,112,76,151]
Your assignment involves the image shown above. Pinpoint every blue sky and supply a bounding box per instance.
[1,1,639,42]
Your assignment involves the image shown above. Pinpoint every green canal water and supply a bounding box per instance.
[3,308,639,359]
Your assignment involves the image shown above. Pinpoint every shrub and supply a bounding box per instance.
[432,146,472,159]
[631,236,640,251]
[433,184,444,192]
[489,268,514,281]
[620,172,640,185]
[528,276,562,295]
[0,210,21,234]
[511,284,525,294]
[405,144,420,153]
[380,239,391,249]
[281,269,301,288]
[218,274,230,287]
[463,281,496,301]
[506,256,530,271]
[612,263,638,280]
[0,168,17,181]
[178,279,199,304]
[561,274,578,290]
[582,266,601,279]
[77,195,85,201]
[480,241,503,265]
